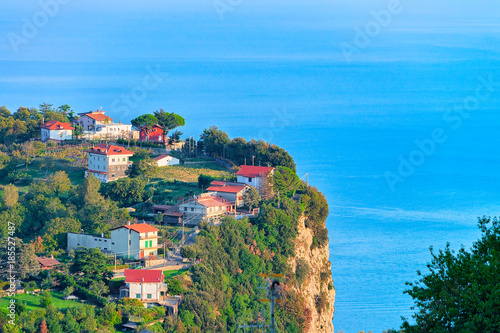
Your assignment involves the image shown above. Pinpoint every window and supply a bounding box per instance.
[248,177,252,182]
[136,294,141,298]
[123,158,126,161]
[145,241,148,248]
[191,208,194,212]
[112,158,115,162]
[129,240,131,245]
[112,174,115,178]
[111,166,115,171]
[147,294,152,299]
[184,207,187,211]
[149,240,152,247]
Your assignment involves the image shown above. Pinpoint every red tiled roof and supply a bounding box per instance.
[86,170,107,175]
[87,144,134,156]
[195,195,234,208]
[153,154,171,161]
[236,165,274,178]
[41,120,74,130]
[210,181,226,186]
[83,112,113,121]
[125,269,164,283]
[206,185,246,194]
[36,257,60,267]
[122,223,159,233]
[165,211,183,217]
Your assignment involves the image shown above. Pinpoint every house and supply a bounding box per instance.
[236,165,275,193]
[110,223,159,260]
[120,269,168,308]
[140,125,164,143]
[85,144,134,183]
[78,110,113,131]
[206,181,250,208]
[84,123,133,140]
[153,154,180,167]
[152,205,183,225]
[40,120,74,142]
[36,256,60,270]
[67,223,159,260]
[178,193,235,224]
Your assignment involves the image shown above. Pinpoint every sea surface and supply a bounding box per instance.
[2,28,500,332]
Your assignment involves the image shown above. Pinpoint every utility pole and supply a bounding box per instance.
[114,253,117,271]
[252,155,255,166]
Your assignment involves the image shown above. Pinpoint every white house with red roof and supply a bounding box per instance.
[85,144,134,183]
[78,110,113,131]
[178,192,235,224]
[236,165,274,193]
[40,120,74,142]
[120,269,168,307]
[153,154,180,167]
[206,181,250,207]
[110,223,159,260]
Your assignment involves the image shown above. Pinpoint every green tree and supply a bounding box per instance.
[274,166,300,198]
[154,109,185,144]
[243,187,260,211]
[47,171,71,196]
[131,114,158,142]
[199,126,230,156]
[402,217,500,332]
[3,183,18,208]
[127,157,158,183]
[62,286,74,298]
[71,248,113,287]
[89,280,110,297]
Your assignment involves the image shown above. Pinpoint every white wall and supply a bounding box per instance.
[237,175,260,189]
[88,153,108,172]
[156,156,180,167]
[111,227,140,260]
[41,129,73,141]
[129,282,162,301]
[67,233,111,252]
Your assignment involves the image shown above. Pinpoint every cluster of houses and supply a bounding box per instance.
[40,109,173,142]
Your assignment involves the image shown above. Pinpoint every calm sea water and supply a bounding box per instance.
[2,32,500,332]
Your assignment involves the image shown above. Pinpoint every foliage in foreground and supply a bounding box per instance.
[402,217,500,332]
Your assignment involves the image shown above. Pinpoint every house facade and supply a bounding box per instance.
[140,125,164,143]
[110,224,159,260]
[84,123,133,140]
[153,154,180,167]
[178,193,235,224]
[236,165,274,193]
[85,144,134,183]
[206,182,249,207]
[79,110,113,131]
[120,269,168,307]
[67,232,112,252]
[40,120,74,142]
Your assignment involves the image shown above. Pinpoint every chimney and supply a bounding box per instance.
[128,221,131,225]
[101,233,104,238]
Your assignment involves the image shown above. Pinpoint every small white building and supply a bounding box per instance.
[153,154,180,167]
[236,165,274,193]
[178,193,235,224]
[110,223,159,260]
[120,269,168,307]
[85,144,134,183]
[67,232,112,252]
[40,120,74,142]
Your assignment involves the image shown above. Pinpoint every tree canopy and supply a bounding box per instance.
[154,109,185,144]
[402,217,500,332]
[131,114,158,142]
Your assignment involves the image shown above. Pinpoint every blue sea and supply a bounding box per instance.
[2,2,500,331]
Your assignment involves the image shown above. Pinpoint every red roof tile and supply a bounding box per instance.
[36,257,60,267]
[83,112,113,121]
[125,269,164,283]
[41,120,74,130]
[210,181,226,186]
[206,185,246,194]
[195,195,234,208]
[87,144,134,156]
[236,165,274,178]
[122,223,159,233]
[153,154,172,161]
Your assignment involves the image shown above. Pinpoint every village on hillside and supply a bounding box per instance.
[0,104,319,332]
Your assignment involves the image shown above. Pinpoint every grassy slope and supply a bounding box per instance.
[0,290,85,312]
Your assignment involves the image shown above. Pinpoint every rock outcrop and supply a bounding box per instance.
[289,216,336,333]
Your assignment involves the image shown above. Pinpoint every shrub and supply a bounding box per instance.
[296,259,310,286]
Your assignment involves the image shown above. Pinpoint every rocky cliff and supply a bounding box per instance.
[289,215,336,333]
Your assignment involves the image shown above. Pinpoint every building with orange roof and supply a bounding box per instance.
[206,181,250,207]
[110,223,159,260]
[120,269,168,305]
[78,110,113,131]
[236,165,274,194]
[85,144,134,183]
[177,193,235,224]
[40,120,75,142]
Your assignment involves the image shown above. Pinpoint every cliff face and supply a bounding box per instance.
[289,216,335,333]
